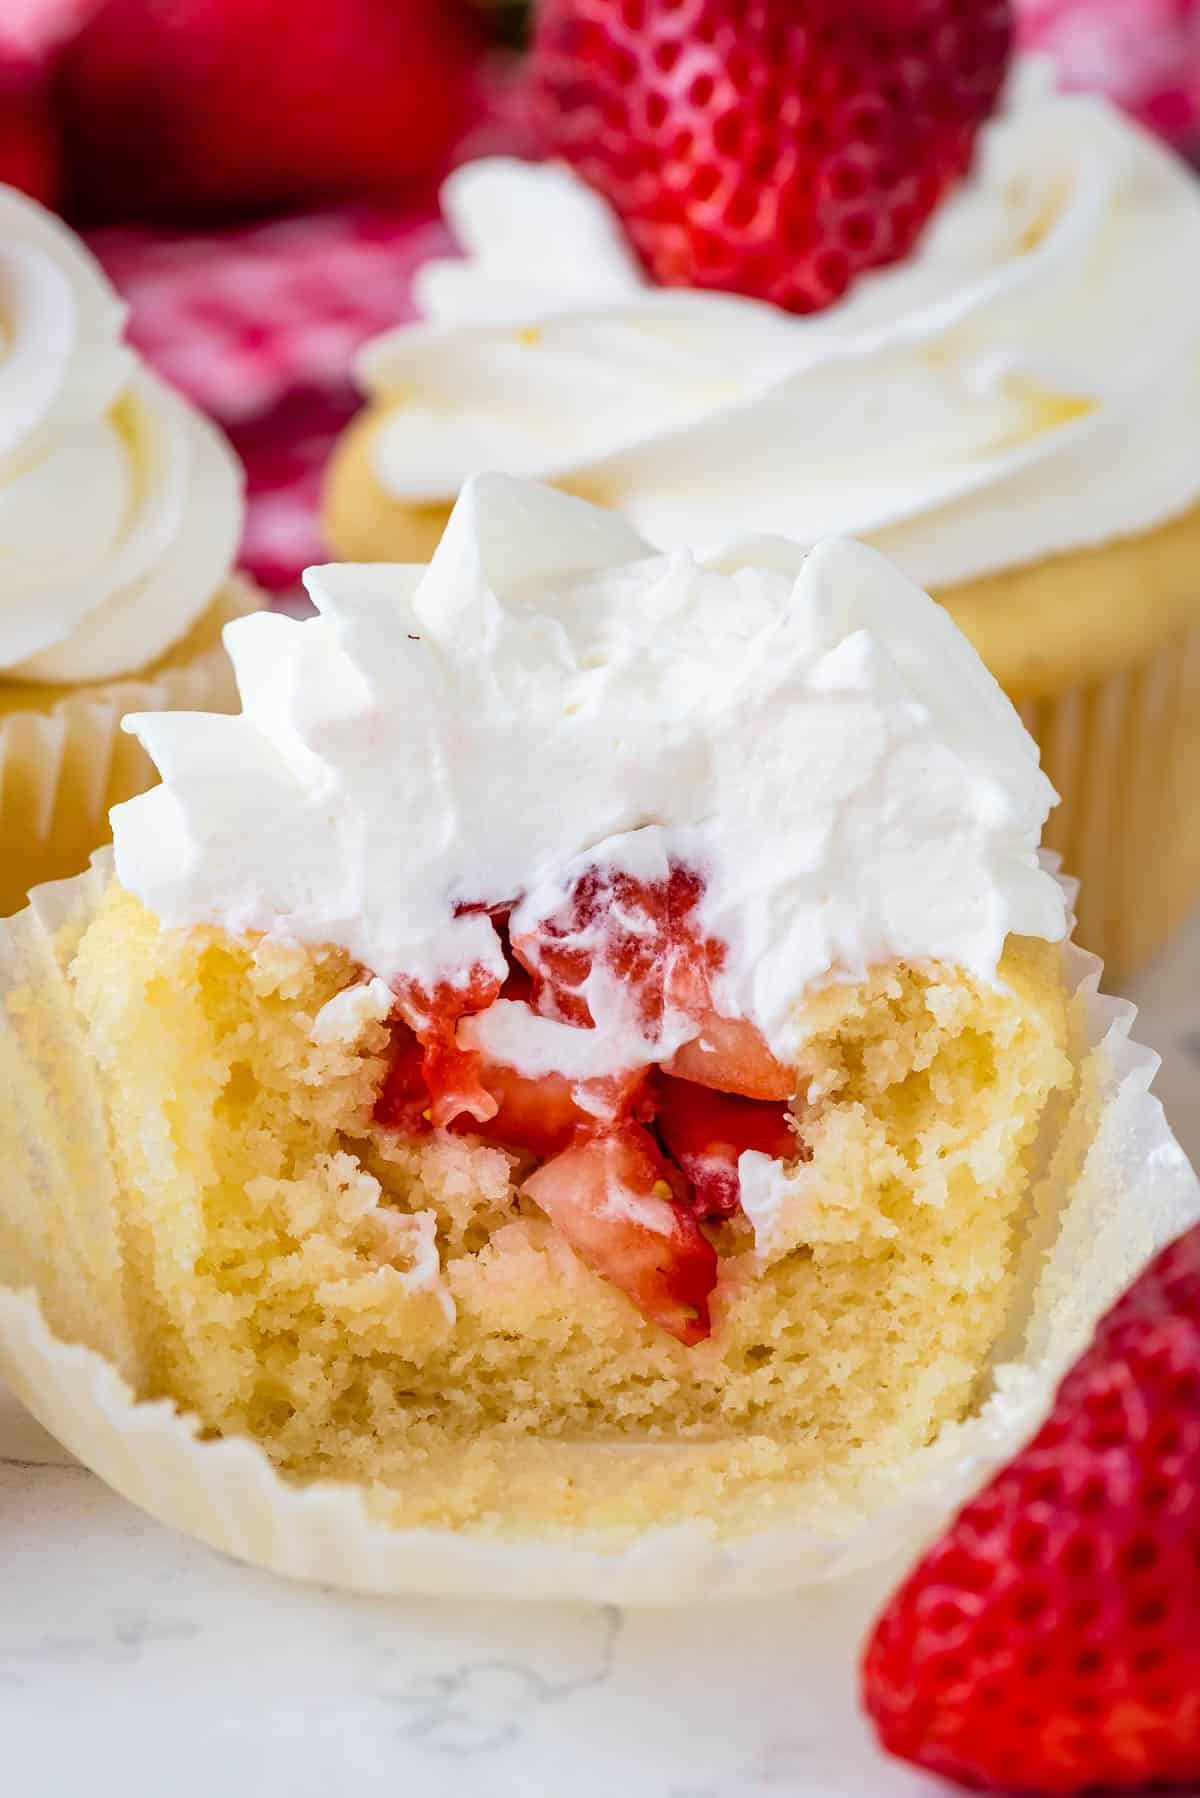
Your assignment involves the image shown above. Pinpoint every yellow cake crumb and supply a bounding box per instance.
[69,881,1073,1539]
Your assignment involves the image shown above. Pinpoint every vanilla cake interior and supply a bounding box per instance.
[66,879,1073,1539]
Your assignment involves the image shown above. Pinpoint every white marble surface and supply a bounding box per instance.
[2,915,1198,1798]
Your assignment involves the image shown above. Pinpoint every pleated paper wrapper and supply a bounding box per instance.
[0,576,262,918]
[1020,615,1200,981]
[0,856,1196,1605]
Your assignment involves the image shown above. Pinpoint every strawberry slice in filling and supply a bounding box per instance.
[372,861,802,1342]
[452,1059,650,1160]
[391,964,503,1130]
[663,1013,793,1102]
[652,1073,800,1220]
[523,1126,717,1347]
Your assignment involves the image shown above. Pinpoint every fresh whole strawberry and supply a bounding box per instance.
[862,1221,1200,1794]
[56,0,485,222]
[530,0,1014,313]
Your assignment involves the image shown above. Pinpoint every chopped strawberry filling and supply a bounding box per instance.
[451,1060,650,1159]
[663,1013,793,1102]
[652,1073,801,1220]
[392,965,502,1129]
[373,1019,431,1136]
[523,1126,717,1347]
[511,861,722,1039]
[372,859,805,1342]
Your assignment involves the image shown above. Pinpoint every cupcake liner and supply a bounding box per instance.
[1017,615,1200,980]
[0,576,262,918]
[0,856,1196,1604]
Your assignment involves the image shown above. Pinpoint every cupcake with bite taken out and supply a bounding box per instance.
[7,472,1192,1599]
[0,183,261,916]
[325,0,1200,980]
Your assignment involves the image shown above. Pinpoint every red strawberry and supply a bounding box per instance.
[523,1123,717,1344]
[373,1018,431,1137]
[862,1221,1200,1795]
[512,860,721,1039]
[0,78,60,205]
[391,965,506,1131]
[452,1059,650,1159]
[664,1012,793,1102]
[653,1071,799,1218]
[56,0,484,222]
[530,0,1013,314]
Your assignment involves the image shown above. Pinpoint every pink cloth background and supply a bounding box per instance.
[81,4,1200,598]
[92,209,452,590]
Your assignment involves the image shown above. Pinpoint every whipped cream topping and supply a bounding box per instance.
[0,185,243,684]
[114,475,1066,1075]
[357,60,1200,589]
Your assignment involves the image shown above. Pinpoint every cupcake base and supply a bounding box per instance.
[0,576,262,918]
[323,410,455,565]
[0,858,1196,1599]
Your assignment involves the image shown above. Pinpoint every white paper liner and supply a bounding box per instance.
[0,856,1196,1604]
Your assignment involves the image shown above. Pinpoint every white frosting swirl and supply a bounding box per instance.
[0,185,243,685]
[113,475,1066,1068]
[356,61,1200,589]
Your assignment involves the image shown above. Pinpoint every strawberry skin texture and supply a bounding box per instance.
[530,0,1013,314]
[862,1223,1200,1795]
[56,0,484,222]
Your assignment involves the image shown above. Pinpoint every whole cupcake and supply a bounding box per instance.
[324,4,1200,980]
[0,183,260,915]
[0,476,1196,1602]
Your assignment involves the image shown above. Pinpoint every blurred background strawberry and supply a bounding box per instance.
[56,0,485,222]
[0,78,60,206]
[0,0,93,203]
[1,0,1197,597]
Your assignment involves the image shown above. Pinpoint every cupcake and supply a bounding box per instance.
[1,475,1196,1600]
[324,30,1200,981]
[0,183,260,915]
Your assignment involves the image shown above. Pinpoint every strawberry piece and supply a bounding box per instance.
[456,1062,588,1159]
[531,0,1013,314]
[373,1018,431,1136]
[56,0,484,222]
[453,1059,650,1159]
[393,966,502,1131]
[653,1072,799,1219]
[524,1124,717,1345]
[511,859,721,1041]
[664,1012,793,1102]
[862,1221,1200,1796]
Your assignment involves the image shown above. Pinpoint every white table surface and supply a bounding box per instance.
[2,913,1198,1798]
